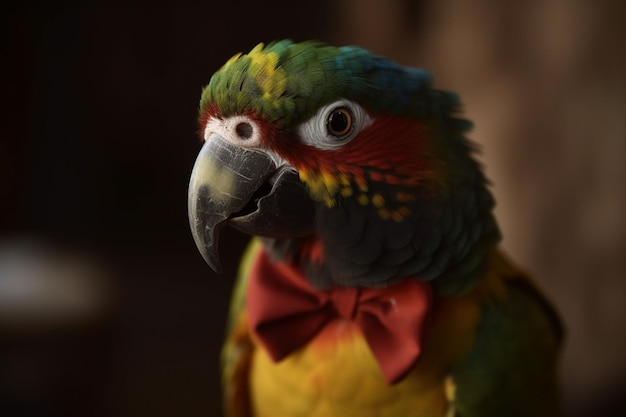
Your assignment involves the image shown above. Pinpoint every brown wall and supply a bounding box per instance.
[332,1,626,415]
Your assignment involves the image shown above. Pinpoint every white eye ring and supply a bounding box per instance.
[204,115,263,148]
[297,100,372,150]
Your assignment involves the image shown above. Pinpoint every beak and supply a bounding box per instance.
[188,134,314,273]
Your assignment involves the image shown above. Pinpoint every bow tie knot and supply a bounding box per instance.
[330,287,360,319]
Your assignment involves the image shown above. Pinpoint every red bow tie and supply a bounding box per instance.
[247,250,433,384]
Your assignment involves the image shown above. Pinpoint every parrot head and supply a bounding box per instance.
[189,40,500,294]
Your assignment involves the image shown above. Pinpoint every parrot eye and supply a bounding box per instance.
[204,115,263,148]
[326,107,353,138]
[298,100,372,150]
[235,122,254,140]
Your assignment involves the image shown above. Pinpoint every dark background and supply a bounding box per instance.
[2,2,331,416]
[2,1,625,416]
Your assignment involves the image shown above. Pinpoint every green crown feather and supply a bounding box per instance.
[199,40,455,127]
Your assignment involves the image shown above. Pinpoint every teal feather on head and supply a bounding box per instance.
[199,40,458,128]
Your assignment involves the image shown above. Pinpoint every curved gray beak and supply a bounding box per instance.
[188,134,314,273]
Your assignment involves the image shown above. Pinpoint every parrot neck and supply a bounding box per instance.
[263,122,501,295]
[263,182,499,297]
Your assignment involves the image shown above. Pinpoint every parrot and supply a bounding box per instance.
[187,40,563,417]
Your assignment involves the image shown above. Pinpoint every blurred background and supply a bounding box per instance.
[1,1,624,416]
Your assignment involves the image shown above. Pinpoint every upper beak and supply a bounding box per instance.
[188,134,314,273]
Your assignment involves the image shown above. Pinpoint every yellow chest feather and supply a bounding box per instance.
[248,305,473,417]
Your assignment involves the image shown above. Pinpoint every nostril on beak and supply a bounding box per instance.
[235,122,253,140]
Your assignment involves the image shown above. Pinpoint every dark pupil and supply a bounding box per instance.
[236,122,253,139]
[328,110,350,136]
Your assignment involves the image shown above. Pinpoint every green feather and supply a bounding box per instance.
[452,279,563,416]
[199,40,455,128]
